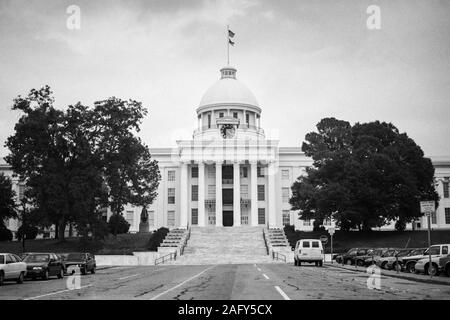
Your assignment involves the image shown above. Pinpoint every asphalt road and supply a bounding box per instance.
[0,263,449,300]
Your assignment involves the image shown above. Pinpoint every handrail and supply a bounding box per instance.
[155,251,177,265]
[272,251,287,263]
[262,229,269,255]
[180,227,191,256]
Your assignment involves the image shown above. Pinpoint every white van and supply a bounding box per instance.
[294,239,324,267]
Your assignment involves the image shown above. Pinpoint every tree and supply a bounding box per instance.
[107,214,130,235]
[290,118,439,231]
[0,173,17,226]
[91,97,160,218]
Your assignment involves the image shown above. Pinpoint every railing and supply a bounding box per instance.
[272,251,287,263]
[193,124,265,135]
[180,227,191,255]
[155,251,177,265]
[262,229,269,255]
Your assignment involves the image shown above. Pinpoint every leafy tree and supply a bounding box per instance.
[290,118,439,231]
[107,213,130,235]
[0,173,17,226]
[0,225,13,241]
[17,225,39,241]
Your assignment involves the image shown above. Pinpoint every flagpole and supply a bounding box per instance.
[227,25,230,65]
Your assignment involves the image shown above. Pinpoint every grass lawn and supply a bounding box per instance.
[0,233,155,255]
[284,227,450,253]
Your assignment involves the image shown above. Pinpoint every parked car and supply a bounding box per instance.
[402,245,448,273]
[375,249,402,269]
[56,253,69,274]
[379,249,410,270]
[294,239,324,267]
[335,248,367,265]
[384,248,425,271]
[63,253,96,275]
[355,248,388,267]
[438,254,450,277]
[413,244,449,275]
[0,253,27,285]
[23,253,65,280]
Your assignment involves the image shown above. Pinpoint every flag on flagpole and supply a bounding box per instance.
[228,29,235,38]
[229,39,235,46]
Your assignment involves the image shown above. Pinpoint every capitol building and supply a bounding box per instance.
[2,64,450,237]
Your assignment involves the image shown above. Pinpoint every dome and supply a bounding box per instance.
[199,66,259,108]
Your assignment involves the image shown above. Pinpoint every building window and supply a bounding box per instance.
[149,210,155,226]
[208,185,215,199]
[241,167,248,178]
[191,185,198,201]
[257,185,265,201]
[258,208,266,225]
[444,181,449,198]
[219,112,224,118]
[282,169,289,180]
[240,185,248,198]
[18,184,25,201]
[233,112,238,119]
[167,211,175,226]
[282,188,290,203]
[208,166,215,179]
[241,215,249,225]
[431,212,437,224]
[168,188,175,204]
[125,210,134,225]
[445,208,450,224]
[208,114,211,129]
[303,219,311,226]
[191,167,198,178]
[246,113,250,125]
[191,209,198,225]
[168,170,175,182]
[282,210,290,226]
[257,167,265,177]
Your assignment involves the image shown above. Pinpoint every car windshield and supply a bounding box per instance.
[0,255,4,264]
[383,250,396,257]
[24,254,50,263]
[67,253,85,260]
[408,249,424,256]
[424,247,440,255]
[397,250,411,257]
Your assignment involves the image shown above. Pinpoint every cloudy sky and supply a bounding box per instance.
[0,0,449,159]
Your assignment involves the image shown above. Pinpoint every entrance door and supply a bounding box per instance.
[223,211,234,227]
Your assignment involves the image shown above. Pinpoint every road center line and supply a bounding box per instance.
[118,273,141,280]
[274,286,291,300]
[25,285,93,300]
[262,273,270,280]
[149,265,216,300]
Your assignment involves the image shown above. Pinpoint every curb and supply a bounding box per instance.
[327,263,450,286]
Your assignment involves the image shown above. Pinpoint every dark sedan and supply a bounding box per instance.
[23,253,64,280]
[64,253,96,275]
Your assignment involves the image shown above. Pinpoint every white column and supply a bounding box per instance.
[198,162,206,227]
[215,162,223,226]
[250,161,258,226]
[233,162,241,226]
[179,162,188,228]
[268,162,277,228]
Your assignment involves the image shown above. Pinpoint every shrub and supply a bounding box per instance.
[108,214,130,235]
[395,219,406,232]
[17,225,39,240]
[0,225,13,241]
[147,227,169,251]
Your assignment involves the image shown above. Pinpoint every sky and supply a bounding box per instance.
[0,0,449,159]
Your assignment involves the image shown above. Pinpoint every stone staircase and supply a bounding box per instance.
[264,228,294,263]
[169,226,281,265]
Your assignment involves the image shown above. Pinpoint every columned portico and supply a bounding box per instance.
[215,162,223,226]
[198,162,206,226]
[233,162,241,226]
[250,161,258,226]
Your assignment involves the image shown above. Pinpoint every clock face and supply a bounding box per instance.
[221,124,235,139]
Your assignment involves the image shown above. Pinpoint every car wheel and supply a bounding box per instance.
[57,268,64,279]
[91,267,96,274]
[426,263,439,276]
[0,272,4,286]
[42,269,49,280]
[406,262,416,274]
[357,260,365,267]
[17,272,24,284]
[81,268,87,275]
[381,261,388,269]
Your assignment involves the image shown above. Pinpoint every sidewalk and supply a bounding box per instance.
[327,263,450,286]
